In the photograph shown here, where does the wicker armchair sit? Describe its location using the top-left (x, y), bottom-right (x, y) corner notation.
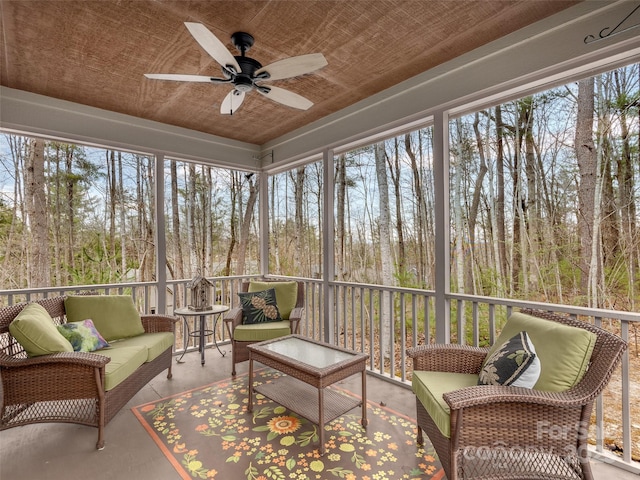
top-left (407, 308), bottom-right (627, 480)
top-left (224, 280), bottom-right (304, 376)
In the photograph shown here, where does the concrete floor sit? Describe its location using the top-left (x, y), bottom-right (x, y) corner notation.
top-left (0, 343), bottom-right (637, 480)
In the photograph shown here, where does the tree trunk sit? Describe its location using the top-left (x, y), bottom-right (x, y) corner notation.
top-left (495, 105), bottom-right (508, 293)
top-left (375, 142), bottom-right (393, 359)
top-left (224, 171), bottom-right (238, 276)
top-left (389, 138), bottom-right (405, 277)
top-left (336, 154), bottom-right (346, 280)
top-left (405, 132), bottom-right (427, 287)
top-left (575, 77), bottom-right (597, 297)
top-left (470, 112), bottom-right (489, 293)
top-left (453, 118), bottom-right (466, 294)
top-left (236, 173), bottom-right (258, 275)
top-left (25, 138), bottom-right (50, 287)
top-left (170, 159), bottom-right (184, 280)
top-left (294, 166), bottom-right (305, 270)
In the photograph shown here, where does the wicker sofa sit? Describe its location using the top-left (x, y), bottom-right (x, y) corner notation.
top-left (0, 295), bottom-right (178, 449)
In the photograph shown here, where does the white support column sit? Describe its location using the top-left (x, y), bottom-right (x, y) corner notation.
top-left (155, 153), bottom-right (167, 314)
top-left (259, 170), bottom-right (270, 276)
top-left (433, 111), bottom-right (451, 343)
top-left (322, 149), bottom-right (335, 343)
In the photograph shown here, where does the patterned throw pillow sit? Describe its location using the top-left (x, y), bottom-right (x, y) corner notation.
top-left (238, 288), bottom-right (282, 325)
top-left (57, 319), bottom-right (110, 352)
top-left (478, 331), bottom-right (541, 388)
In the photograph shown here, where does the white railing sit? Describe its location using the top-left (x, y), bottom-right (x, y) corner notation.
top-left (2, 278), bottom-right (638, 473)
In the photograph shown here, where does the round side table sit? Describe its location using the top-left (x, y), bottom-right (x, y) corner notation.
top-left (175, 305), bottom-right (229, 365)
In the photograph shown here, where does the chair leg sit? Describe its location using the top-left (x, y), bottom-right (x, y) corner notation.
top-left (231, 340), bottom-right (237, 376)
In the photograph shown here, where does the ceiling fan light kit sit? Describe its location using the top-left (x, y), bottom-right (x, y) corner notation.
top-left (144, 22), bottom-right (327, 115)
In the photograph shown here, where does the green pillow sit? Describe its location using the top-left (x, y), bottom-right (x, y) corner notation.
top-left (248, 281), bottom-right (298, 320)
top-left (9, 303), bottom-right (73, 357)
top-left (64, 295), bottom-right (145, 342)
top-left (487, 312), bottom-right (596, 392)
top-left (238, 288), bottom-right (283, 324)
top-left (57, 319), bottom-right (110, 352)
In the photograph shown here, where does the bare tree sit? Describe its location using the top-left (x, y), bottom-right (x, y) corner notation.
top-left (375, 142), bottom-right (393, 358)
top-left (575, 77), bottom-right (600, 306)
top-left (25, 138), bottom-right (50, 287)
top-left (236, 173), bottom-right (258, 275)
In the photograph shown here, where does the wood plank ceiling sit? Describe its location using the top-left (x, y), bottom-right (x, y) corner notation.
top-left (0, 1), bottom-right (579, 145)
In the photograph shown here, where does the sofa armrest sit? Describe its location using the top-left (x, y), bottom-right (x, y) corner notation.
top-left (288, 307), bottom-right (304, 334)
top-left (0, 351), bottom-right (109, 404)
top-left (444, 384), bottom-right (588, 410)
top-left (223, 307), bottom-right (243, 338)
top-left (140, 314), bottom-right (179, 334)
top-left (406, 344), bottom-right (489, 374)
top-left (0, 351), bottom-right (110, 369)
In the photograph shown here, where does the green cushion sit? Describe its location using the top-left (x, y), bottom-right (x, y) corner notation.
top-left (233, 321), bottom-right (291, 342)
top-left (487, 312), bottom-right (597, 392)
top-left (111, 332), bottom-right (174, 362)
top-left (412, 371), bottom-right (479, 438)
top-left (9, 303), bottom-right (73, 357)
top-left (248, 281), bottom-right (298, 320)
top-left (64, 295), bottom-right (145, 342)
top-left (98, 345), bottom-right (147, 391)
top-left (238, 288), bottom-right (282, 324)
top-left (57, 319), bottom-right (110, 352)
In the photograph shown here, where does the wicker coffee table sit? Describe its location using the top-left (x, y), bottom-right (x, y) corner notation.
top-left (247, 335), bottom-right (368, 454)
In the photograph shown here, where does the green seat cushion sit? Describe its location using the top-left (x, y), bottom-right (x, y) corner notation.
top-left (64, 295), bottom-right (145, 342)
top-left (248, 281), bottom-right (298, 320)
top-left (9, 303), bottom-right (73, 357)
top-left (412, 371), bottom-right (479, 438)
top-left (487, 312), bottom-right (597, 392)
top-left (111, 332), bottom-right (174, 362)
top-left (233, 321), bottom-right (291, 342)
top-left (98, 345), bottom-right (147, 391)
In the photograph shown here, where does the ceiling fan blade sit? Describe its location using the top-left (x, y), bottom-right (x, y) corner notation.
top-left (144, 73), bottom-right (219, 83)
top-left (258, 85), bottom-right (313, 110)
top-left (255, 53), bottom-right (327, 81)
top-left (221, 90), bottom-right (246, 115)
top-left (184, 22), bottom-right (240, 72)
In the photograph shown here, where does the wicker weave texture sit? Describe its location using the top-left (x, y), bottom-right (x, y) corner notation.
top-left (0, 295), bottom-right (178, 449)
top-left (247, 334), bottom-right (368, 454)
top-left (224, 280), bottom-right (305, 376)
top-left (408, 308), bottom-right (628, 480)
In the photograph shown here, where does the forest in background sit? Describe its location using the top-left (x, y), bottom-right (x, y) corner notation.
top-left (0, 64), bottom-right (638, 312)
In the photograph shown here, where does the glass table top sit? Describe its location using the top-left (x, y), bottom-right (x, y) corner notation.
top-left (260, 337), bottom-right (357, 369)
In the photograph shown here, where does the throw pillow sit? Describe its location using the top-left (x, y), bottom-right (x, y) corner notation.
top-left (238, 288), bottom-right (283, 325)
top-left (489, 312), bottom-right (596, 391)
top-left (478, 331), bottom-right (541, 388)
top-left (9, 303), bottom-right (74, 357)
top-left (64, 295), bottom-right (145, 342)
top-left (248, 281), bottom-right (298, 320)
top-left (57, 319), bottom-right (110, 352)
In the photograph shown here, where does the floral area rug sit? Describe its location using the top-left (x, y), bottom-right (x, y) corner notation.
top-left (132, 369), bottom-right (443, 480)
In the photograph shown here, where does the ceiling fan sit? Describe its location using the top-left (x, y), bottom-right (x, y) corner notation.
top-left (144, 22), bottom-right (327, 115)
